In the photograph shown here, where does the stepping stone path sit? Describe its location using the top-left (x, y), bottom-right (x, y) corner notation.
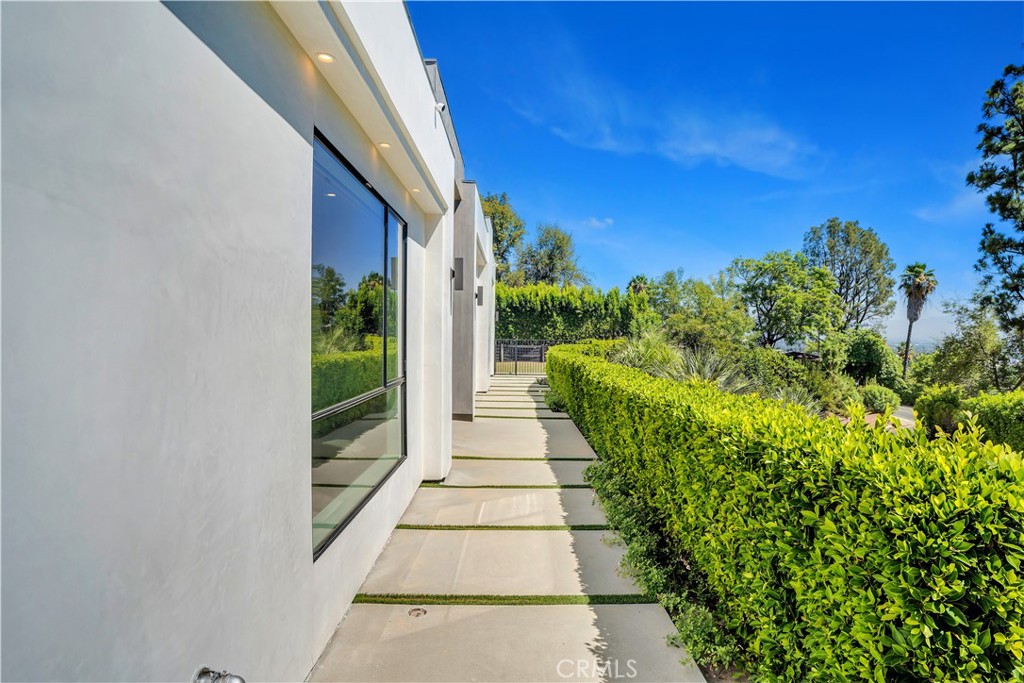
top-left (309, 375), bottom-right (705, 682)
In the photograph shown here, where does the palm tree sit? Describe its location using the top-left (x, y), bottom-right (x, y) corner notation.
top-left (899, 263), bottom-right (938, 378)
top-left (628, 275), bottom-right (650, 296)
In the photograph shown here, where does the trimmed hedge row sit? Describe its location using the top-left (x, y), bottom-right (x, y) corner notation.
top-left (548, 343), bottom-right (1024, 682)
top-left (917, 385), bottom-right (1024, 453)
top-left (496, 282), bottom-right (657, 340)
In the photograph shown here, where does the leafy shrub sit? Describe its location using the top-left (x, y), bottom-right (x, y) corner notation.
top-left (730, 346), bottom-right (809, 393)
top-left (819, 333), bottom-right (849, 375)
top-left (544, 390), bottom-right (567, 412)
top-left (803, 365), bottom-right (862, 416)
top-left (915, 384), bottom-right (965, 437)
top-left (962, 392), bottom-right (1024, 453)
top-left (668, 603), bottom-right (742, 672)
top-left (845, 329), bottom-right (900, 383)
top-left (861, 384), bottom-right (900, 413)
top-left (548, 344), bottom-right (1024, 682)
top-left (916, 386), bottom-right (1024, 452)
top-left (898, 379), bottom-right (925, 406)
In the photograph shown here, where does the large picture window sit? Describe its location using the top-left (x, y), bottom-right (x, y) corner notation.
top-left (311, 132), bottom-right (406, 558)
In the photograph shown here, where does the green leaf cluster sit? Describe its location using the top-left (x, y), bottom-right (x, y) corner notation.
top-left (861, 385), bottom-right (901, 414)
top-left (495, 282), bottom-right (657, 340)
top-left (481, 192), bottom-right (526, 283)
top-left (971, 65), bottom-right (1024, 334)
top-left (917, 385), bottom-right (1024, 453)
top-left (730, 251), bottom-right (845, 348)
top-left (548, 344), bottom-right (1024, 682)
top-left (803, 217), bottom-right (896, 330)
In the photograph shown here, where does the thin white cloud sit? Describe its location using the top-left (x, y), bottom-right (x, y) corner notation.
top-left (913, 187), bottom-right (986, 223)
top-left (913, 159), bottom-right (988, 223)
top-left (506, 36), bottom-right (819, 180)
top-left (581, 217), bottom-right (614, 229)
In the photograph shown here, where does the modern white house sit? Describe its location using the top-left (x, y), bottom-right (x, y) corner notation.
top-left (2, 1), bottom-right (495, 680)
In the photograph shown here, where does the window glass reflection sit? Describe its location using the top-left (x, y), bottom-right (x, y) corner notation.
top-left (310, 135), bottom-right (407, 556)
top-left (386, 211), bottom-right (404, 382)
top-left (311, 140), bottom-right (385, 409)
top-left (312, 388), bottom-right (403, 550)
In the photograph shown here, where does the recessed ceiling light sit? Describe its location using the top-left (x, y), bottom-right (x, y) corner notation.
top-left (410, 188), bottom-right (421, 194)
top-left (325, 193), bottom-right (336, 197)
top-left (378, 142), bottom-right (391, 150)
top-left (315, 53), bottom-right (335, 64)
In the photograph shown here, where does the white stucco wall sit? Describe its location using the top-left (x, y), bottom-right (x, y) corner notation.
top-left (1, 1), bottom-right (456, 680)
top-left (476, 214), bottom-right (496, 392)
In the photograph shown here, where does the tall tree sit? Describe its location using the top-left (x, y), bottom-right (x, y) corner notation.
top-left (899, 262), bottom-right (938, 378)
top-left (649, 268), bottom-right (686, 319)
top-left (923, 299), bottom-right (1024, 394)
top-left (312, 263), bottom-right (346, 331)
top-left (517, 224), bottom-right (589, 287)
top-left (481, 192), bottom-right (526, 283)
top-left (971, 65), bottom-right (1024, 333)
top-left (730, 251), bottom-right (843, 348)
top-left (803, 217), bottom-right (895, 329)
top-left (663, 273), bottom-right (754, 351)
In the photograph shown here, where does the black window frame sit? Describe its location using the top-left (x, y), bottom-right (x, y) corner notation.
top-left (311, 128), bottom-right (408, 561)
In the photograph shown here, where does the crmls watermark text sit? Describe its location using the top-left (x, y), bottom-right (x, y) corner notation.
top-left (556, 659), bottom-right (638, 679)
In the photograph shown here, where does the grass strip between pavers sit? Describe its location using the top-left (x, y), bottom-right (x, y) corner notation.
top-left (420, 483), bottom-right (592, 489)
top-left (395, 523), bottom-right (610, 531)
top-left (473, 405), bottom-right (551, 409)
top-left (353, 593), bottom-right (655, 606)
top-left (452, 455), bottom-right (594, 461)
top-left (476, 415), bottom-right (571, 420)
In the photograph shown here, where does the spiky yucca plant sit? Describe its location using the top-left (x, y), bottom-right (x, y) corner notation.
top-left (608, 330), bottom-right (681, 379)
top-left (668, 346), bottom-right (758, 395)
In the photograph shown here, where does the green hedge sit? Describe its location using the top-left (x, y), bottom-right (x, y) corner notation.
top-left (917, 385), bottom-right (1024, 452)
top-left (312, 350), bottom-right (381, 414)
top-left (496, 282), bottom-right (657, 340)
top-left (548, 344), bottom-right (1024, 682)
top-left (962, 392), bottom-right (1024, 453)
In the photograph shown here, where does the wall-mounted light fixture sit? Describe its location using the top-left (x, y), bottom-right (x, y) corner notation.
top-left (378, 142), bottom-right (391, 150)
top-left (453, 258), bottom-right (464, 291)
top-left (315, 53), bottom-right (335, 63)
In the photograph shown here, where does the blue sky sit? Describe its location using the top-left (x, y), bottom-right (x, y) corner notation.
top-left (408, 1), bottom-right (1023, 343)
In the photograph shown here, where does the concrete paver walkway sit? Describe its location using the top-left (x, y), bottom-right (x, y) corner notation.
top-left (309, 375), bottom-right (705, 683)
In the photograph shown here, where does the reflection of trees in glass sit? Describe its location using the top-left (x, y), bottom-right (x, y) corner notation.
top-left (313, 263), bottom-right (360, 354)
top-left (350, 272), bottom-right (384, 336)
top-left (312, 266), bottom-right (388, 355)
top-left (312, 263), bottom-right (346, 330)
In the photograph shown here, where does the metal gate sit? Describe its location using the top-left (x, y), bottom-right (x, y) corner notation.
top-left (494, 339), bottom-right (559, 375)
